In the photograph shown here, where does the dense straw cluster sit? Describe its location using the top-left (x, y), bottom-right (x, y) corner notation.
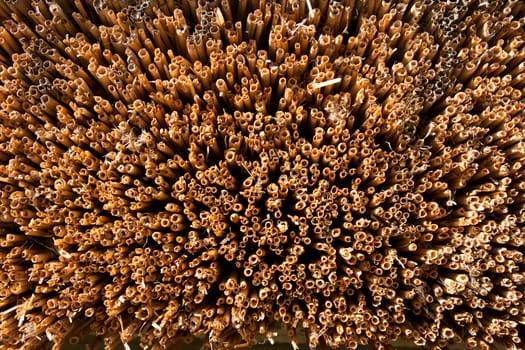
top-left (1, 0), bottom-right (525, 349)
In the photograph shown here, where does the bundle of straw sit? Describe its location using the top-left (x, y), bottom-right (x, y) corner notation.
top-left (1, 0), bottom-right (524, 349)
